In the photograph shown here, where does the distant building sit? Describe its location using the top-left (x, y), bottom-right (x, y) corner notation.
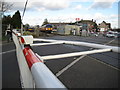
top-left (111, 28), bottom-right (120, 32)
top-left (76, 19), bottom-right (97, 32)
top-left (57, 25), bottom-right (80, 35)
top-left (98, 21), bottom-right (111, 33)
top-left (49, 20), bottom-right (97, 36)
top-left (50, 22), bottom-right (70, 29)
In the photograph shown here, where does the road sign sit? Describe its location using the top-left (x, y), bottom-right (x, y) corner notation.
top-left (75, 18), bottom-right (80, 21)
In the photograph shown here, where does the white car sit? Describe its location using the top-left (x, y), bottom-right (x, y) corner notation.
top-left (106, 31), bottom-right (117, 38)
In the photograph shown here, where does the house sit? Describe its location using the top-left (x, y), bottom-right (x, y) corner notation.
top-left (57, 25), bottom-right (80, 35)
top-left (98, 21), bottom-right (111, 33)
top-left (76, 19), bottom-right (97, 33)
top-left (50, 22), bottom-right (70, 29)
top-left (49, 22), bottom-right (71, 35)
top-left (49, 20), bottom-right (98, 36)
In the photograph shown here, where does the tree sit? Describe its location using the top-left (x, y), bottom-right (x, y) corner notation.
top-left (24, 23), bottom-right (30, 30)
top-left (1, 0), bottom-right (13, 38)
top-left (2, 15), bottom-right (12, 36)
top-left (12, 10), bottom-right (22, 29)
top-left (42, 18), bottom-right (49, 26)
top-left (93, 23), bottom-right (98, 32)
top-left (0, 0), bottom-right (13, 15)
top-left (2, 15), bottom-right (11, 24)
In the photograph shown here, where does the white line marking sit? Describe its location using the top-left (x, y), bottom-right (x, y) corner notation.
top-left (56, 55), bottom-right (86, 77)
top-left (104, 39), bottom-right (115, 45)
top-left (0, 42), bottom-right (13, 46)
top-left (0, 49), bottom-right (15, 54)
top-left (55, 39), bottom-right (116, 77)
top-left (87, 55), bottom-right (120, 71)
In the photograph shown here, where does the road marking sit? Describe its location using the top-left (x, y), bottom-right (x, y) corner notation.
top-left (87, 55), bottom-right (120, 71)
top-left (88, 39), bottom-right (120, 71)
top-left (0, 49), bottom-right (15, 54)
top-left (56, 55), bottom-right (86, 77)
top-left (104, 39), bottom-right (115, 45)
top-left (55, 39), bottom-right (117, 77)
top-left (0, 42), bottom-right (13, 46)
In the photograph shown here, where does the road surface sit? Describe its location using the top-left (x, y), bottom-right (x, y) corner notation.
top-left (32, 35), bottom-right (120, 88)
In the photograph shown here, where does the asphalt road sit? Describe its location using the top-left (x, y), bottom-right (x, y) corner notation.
top-left (32, 35), bottom-right (120, 88)
top-left (1, 35), bottom-right (120, 88)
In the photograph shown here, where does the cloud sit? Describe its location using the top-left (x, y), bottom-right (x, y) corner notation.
top-left (89, 0), bottom-right (117, 9)
top-left (32, 0), bottom-right (69, 11)
top-left (4, 0), bottom-right (70, 11)
top-left (6, 1), bottom-right (35, 13)
top-left (22, 12), bottom-right (118, 28)
top-left (4, 0), bottom-right (118, 28)
top-left (6, 0), bottom-right (117, 12)
top-left (73, 5), bottom-right (82, 10)
top-left (90, 2), bottom-right (113, 9)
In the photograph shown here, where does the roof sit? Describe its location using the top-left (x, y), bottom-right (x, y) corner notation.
top-left (102, 21), bottom-right (110, 25)
top-left (76, 19), bottom-right (96, 24)
top-left (50, 22), bottom-right (70, 25)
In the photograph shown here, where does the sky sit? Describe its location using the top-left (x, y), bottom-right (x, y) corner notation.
top-left (4, 0), bottom-right (120, 28)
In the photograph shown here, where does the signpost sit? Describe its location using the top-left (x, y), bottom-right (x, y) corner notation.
top-left (75, 18), bottom-right (80, 25)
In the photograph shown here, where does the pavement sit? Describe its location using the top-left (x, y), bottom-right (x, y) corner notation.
top-left (1, 41), bottom-right (21, 89)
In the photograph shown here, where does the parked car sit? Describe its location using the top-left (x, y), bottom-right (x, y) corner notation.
top-left (106, 31), bottom-right (118, 38)
top-left (114, 33), bottom-right (120, 38)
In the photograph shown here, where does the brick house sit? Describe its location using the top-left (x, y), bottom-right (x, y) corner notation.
top-left (98, 21), bottom-right (111, 33)
top-left (76, 19), bottom-right (97, 32)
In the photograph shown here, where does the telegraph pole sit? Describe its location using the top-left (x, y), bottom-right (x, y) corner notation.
top-left (21, 0), bottom-right (28, 35)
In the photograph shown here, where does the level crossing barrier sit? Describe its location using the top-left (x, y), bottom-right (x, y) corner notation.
top-left (12, 29), bottom-right (120, 88)
top-left (12, 30), bottom-right (67, 89)
top-left (31, 38), bottom-right (119, 61)
top-left (33, 38), bottom-right (120, 53)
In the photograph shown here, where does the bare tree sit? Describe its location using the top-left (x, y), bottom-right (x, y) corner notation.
top-left (0, 0), bottom-right (13, 13)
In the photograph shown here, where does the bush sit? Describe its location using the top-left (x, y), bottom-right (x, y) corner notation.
top-left (23, 31), bottom-right (32, 35)
top-left (1, 36), bottom-right (7, 41)
top-left (23, 31), bottom-right (38, 38)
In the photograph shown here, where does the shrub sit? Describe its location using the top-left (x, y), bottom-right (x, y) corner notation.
top-left (23, 31), bottom-right (39, 38)
top-left (23, 31), bottom-right (32, 35)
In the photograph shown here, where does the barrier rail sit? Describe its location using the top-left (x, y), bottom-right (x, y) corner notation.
top-left (12, 30), bottom-right (67, 88)
top-left (12, 29), bottom-right (119, 88)
top-left (33, 38), bottom-right (120, 53)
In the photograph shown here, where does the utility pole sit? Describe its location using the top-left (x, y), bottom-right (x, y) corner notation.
top-left (21, 23), bottom-right (23, 35)
top-left (21, 0), bottom-right (28, 35)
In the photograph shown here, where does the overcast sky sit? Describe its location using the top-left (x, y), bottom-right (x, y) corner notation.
top-left (4, 0), bottom-right (120, 28)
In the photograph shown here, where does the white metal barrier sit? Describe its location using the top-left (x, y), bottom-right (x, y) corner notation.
top-left (33, 38), bottom-right (120, 53)
top-left (12, 30), bottom-right (67, 89)
top-left (12, 32), bottom-right (35, 88)
top-left (12, 29), bottom-right (119, 89)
